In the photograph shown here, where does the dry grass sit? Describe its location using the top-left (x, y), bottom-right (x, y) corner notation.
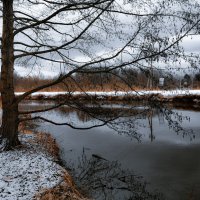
top-left (35, 171), bottom-right (88, 200)
top-left (19, 125), bottom-right (88, 200)
top-left (19, 121), bottom-right (60, 159)
top-left (33, 132), bottom-right (60, 159)
top-left (31, 133), bottom-right (88, 200)
top-left (19, 124), bottom-right (33, 135)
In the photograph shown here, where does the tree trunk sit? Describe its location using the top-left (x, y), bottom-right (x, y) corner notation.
top-left (0, 0), bottom-right (20, 150)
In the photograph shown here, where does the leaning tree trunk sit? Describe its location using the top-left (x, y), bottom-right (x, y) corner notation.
top-left (0, 0), bottom-right (20, 150)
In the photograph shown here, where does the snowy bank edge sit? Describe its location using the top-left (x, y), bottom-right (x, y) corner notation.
top-left (0, 134), bottom-right (84, 200)
top-left (14, 90), bottom-right (200, 98)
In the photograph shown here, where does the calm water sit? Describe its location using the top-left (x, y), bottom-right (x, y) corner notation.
top-left (21, 101), bottom-right (200, 200)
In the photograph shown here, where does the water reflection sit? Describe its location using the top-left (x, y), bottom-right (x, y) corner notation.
top-left (20, 101), bottom-right (195, 142)
top-left (20, 101), bottom-right (200, 199)
top-left (68, 149), bottom-right (164, 200)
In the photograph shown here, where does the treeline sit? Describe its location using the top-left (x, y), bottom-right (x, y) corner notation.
top-left (13, 68), bottom-right (200, 92)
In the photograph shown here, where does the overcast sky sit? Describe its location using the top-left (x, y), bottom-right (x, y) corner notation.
top-left (1, 0), bottom-right (200, 78)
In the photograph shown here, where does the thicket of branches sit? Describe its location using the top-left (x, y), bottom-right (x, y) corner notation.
top-left (1, 0), bottom-right (200, 149)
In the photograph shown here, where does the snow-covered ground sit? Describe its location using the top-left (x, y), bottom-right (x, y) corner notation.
top-left (15, 89), bottom-right (200, 98)
top-left (0, 134), bottom-right (66, 200)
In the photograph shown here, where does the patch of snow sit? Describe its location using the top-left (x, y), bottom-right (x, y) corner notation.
top-left (0, 134), bottom-right (65, 200)
top-left (14, 89), bottom-right (200, 98)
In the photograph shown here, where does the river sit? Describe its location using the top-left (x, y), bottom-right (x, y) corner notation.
top-left (20, 101), bottom-right (200, 200)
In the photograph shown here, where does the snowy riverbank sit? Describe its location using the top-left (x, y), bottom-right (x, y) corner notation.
top-left (14, 89), bottom-right (200, 102)
top-left (0, 134), bottom-right (85, 200)
top-left (15, 89), bottom-right (200, 97)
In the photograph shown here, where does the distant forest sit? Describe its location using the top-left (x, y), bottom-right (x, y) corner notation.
top-left (14, 68), bottom-right (200, 92)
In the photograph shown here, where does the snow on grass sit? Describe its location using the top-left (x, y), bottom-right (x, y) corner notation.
top-left (15, 89), bottom-right (200, 98)
top-left (0, 134), bottom-right (65, 200)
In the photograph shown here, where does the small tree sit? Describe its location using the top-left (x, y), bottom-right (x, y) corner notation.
top-left (0, 0), bottom-right (199, 150)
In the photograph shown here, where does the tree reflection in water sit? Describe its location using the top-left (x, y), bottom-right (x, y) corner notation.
top-left (21, 101), bottom-right (196, 142)
top-left (160, 107), bottom-right (195, 140)
top-left (68, 149), bottom-right (165, 200)
top-left (20, 101), bottom-right (198, 199)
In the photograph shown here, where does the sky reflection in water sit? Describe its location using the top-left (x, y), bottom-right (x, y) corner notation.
top-left (21, 101), bottom-right (200, 200)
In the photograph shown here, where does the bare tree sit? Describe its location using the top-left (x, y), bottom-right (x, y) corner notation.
top-left (0, 0), bottom-right (199, 150)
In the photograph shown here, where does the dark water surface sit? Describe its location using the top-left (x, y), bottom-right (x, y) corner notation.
top-left (21, 101), bottom-right (200, 200)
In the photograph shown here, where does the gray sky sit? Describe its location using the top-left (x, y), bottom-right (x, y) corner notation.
top-left (1, 0), bottom-right (200, 78)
